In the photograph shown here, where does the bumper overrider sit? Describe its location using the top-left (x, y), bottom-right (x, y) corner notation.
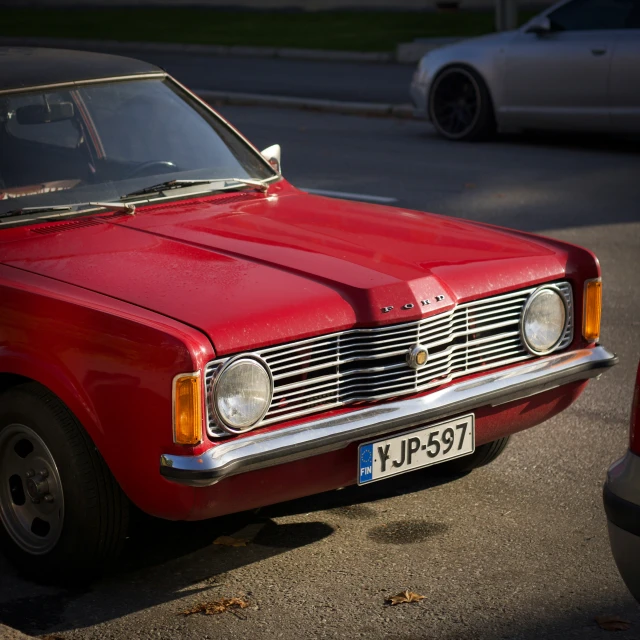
top-left (161, 346), bottom-right (616, 487)
top-left (604, 450), bottom-right (640, 602)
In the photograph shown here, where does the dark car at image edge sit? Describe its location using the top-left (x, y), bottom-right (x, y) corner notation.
top-left (604, 361), bottom-right (640, 603)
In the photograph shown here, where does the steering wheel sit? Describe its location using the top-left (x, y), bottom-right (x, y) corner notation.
top-left (127, 160), bottom-right (178, 179)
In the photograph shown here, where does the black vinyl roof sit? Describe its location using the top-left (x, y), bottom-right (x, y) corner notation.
top-left (0, 47), bottom-right (163, 93)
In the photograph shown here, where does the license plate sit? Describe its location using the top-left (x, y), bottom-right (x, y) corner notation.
top-left (357, 414), bottom-right (475, 485)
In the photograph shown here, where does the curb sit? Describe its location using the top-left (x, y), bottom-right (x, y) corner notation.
top-left (0, 36), bottom-right (395, 63)
top-left (196, 89), bottom-right (423, 119)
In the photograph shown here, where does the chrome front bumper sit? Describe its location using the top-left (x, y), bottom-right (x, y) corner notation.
top-left (161, 346), bottom-right (616, 487)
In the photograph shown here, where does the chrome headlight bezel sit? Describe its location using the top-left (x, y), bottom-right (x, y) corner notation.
top-left (210, 355), bottom-right (274, 434)
top-left (520, 285), bottom-right (570, 356)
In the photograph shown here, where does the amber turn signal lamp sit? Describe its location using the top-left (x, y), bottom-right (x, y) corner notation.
top-left (173, 373), bottom-right (202, 445)
top-left (583, 278), bottom-right (602, 343)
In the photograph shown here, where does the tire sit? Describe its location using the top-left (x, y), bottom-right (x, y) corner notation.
top-left (0, 382), bottom-right (129, 584)
top-left (433, 436), bottom-right (510, 475)
top-left (429, 66), bottom-right (496, 142)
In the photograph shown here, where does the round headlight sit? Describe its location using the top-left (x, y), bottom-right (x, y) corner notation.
top-left (521, 286), bottom-right (568, 355)
top-left (213, 357), bottom-right (273, 433)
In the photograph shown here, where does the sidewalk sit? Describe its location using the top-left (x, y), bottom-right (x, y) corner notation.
top-left (0, 35), bottom-right (456, 64)
top-left (0, 36), bottom-right (427, 117)
top-left (0, 37), bottom-right (419, 108)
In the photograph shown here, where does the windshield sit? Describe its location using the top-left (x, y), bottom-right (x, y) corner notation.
top-left (0, 78), bottom-right (277, 216)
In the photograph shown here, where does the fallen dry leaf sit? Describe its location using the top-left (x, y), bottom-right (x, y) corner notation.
top-left (180, 597), bottom-right (250, 616)
top-left (595, 615), bottom-right (632, 631)
top-left (386, 590), bottom-right (426, 606)
top-left (213, 535), bottom-right (249, 547)
top-left (213, 523), bottom-right (265, 547)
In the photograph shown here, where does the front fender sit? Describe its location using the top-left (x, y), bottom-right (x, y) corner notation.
top-left (0, 345), bottom-right (101, 445)
top-left (0, 265), bottom-right (215, 517)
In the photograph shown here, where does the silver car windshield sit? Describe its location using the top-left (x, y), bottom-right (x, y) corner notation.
top-left (0, 78), bottom-right (277, 216)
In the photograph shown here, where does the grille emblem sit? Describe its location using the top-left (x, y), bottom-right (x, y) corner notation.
top-left (406, 344), bottom-right (429, 370)
top-left (383, 294), bottom-right (446, 313)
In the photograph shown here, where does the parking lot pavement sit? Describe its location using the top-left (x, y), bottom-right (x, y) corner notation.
top-left (218, 105), bottom-right (640, 233)
top-left (1, 107), bottom-right (639, 640)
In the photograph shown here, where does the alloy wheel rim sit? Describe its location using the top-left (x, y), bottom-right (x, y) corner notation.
top-left (431, 70), bottom-right (481, 139)
top-left (0, 424), bottom-right (64, 555)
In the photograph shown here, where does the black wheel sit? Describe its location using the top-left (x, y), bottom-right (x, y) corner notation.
top-left (433, 436), bottom-right (510, 475)
top-left (0, 383), bottom-right (129, 584)
top-left (429, 66), bottom-right (496, 141)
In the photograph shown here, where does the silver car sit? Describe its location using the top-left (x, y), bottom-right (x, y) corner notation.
top-left (410, 0), bottom-right (640, 141)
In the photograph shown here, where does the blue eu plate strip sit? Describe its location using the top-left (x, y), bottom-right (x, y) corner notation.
top-left (358, 443), bottom-right (374, 484)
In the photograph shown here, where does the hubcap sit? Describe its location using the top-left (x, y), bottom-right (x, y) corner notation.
top-left (0, 424), bottom-right (64, 554)
top-left (432, 70), bottom-right (480, 138)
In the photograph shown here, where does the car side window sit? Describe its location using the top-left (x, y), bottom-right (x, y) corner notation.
top-left (548, 0), bottom-right (638, 30)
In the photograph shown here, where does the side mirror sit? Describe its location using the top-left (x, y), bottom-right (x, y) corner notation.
top-left (261, 144), bottom-right (282, 174)
top-left (525, 16), bottom-right (552, 35)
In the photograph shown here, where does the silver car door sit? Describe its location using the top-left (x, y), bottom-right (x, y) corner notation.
top-left (500, 0), bottom-right (630, 132)
top-left (609, 6), bottom-right (640, 133)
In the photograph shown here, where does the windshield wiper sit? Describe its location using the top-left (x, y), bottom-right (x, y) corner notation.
top-left (121, 177), bottom-right (269, 200)
top-left (121, 179), bottom-right (220, 199)
top-left (0, 201), bottom-right (135, 221)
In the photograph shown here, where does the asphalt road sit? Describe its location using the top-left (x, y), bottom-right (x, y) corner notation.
top-left (1, 108), bottom-right (639, 640)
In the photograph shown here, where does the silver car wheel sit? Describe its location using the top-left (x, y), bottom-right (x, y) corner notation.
top-left (0, 423), bottom-right (65, 555)
top-left (430, 68), bottom-right (482, 140)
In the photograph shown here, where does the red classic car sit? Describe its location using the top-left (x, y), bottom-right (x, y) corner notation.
top-left (0, 47), bottom-right (617, 582)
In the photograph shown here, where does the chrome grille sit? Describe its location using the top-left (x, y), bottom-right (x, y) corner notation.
top-left (205, 282), bottom-right (573, 437)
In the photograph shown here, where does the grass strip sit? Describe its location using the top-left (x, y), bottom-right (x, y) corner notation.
top-left (1, 8), bottom-right (536, 52)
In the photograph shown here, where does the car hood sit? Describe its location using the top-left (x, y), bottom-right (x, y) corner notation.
top-left (0, 185), bottom-right (572, 355)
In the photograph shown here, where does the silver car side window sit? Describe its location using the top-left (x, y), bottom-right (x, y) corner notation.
top-left (548, 0), bottom-right (638, 30)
